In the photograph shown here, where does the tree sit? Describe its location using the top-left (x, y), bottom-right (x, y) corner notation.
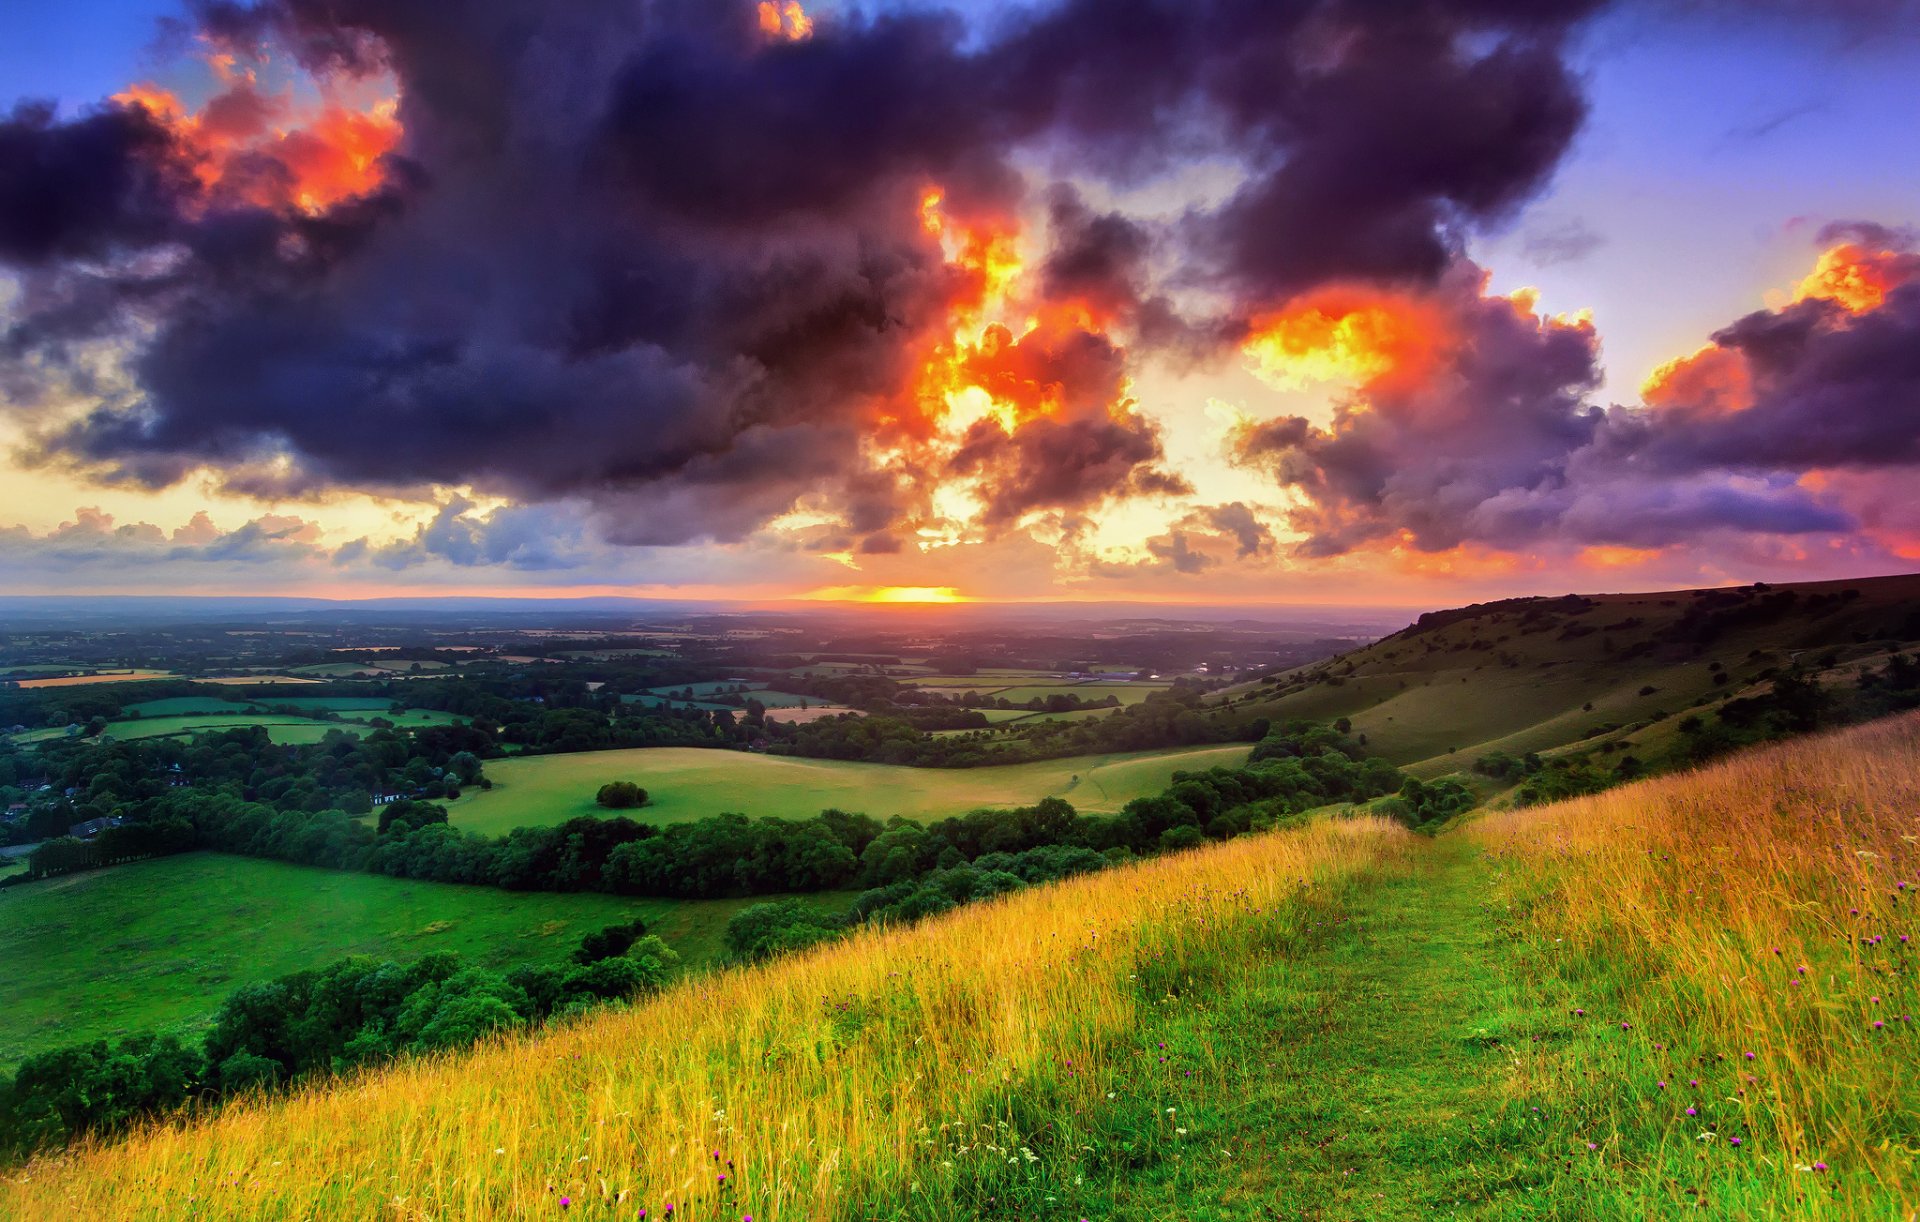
top-left (447, 751), bottom-right (484, 786)
top-left (573, 918), bottom-right (649, 965)
top-left (595, 781), bottom-right (649, 809)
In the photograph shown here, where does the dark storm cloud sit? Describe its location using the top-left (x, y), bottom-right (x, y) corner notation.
top-left (0, 102), bottom-right (188, 265)
top-left (2, 0), bottom-right (1606, 544)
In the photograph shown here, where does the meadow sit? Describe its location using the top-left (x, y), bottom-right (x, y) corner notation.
top-left (444, 743), bottom-right (1254, 833)
top-left (0, 852), bottom-right (852, 1071)
top-left (1463, 713), bottom-right (1920, 1215)
top-left (0, 812), bottom-right (1414, 1219)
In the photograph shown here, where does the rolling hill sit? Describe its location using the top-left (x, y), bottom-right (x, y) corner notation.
top-left (1218, 571), bottom-right (1920, 775)
top-left (7, 713), bottom-right (1917, 1217)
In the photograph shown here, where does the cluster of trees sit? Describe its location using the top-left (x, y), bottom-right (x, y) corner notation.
top-left (0, 924), bottom-right (678, 1156)
top-left (595, 781), bottom-right (649, 809)
top-left (772, 686), bottom-right (1266, 768)
top-left (721, 728), bottom-right (1416, 961)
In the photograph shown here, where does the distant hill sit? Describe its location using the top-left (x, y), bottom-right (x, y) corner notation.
top-left (1217, 572), bottom-right (1920, 776)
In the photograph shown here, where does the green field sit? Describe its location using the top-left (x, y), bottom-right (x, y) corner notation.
top-left (0, 852), bottom-right (851, 1070)
top-left (445, 743), bottom-right (1254, 834)
top-left (103, 714), bottom-right (346, 742)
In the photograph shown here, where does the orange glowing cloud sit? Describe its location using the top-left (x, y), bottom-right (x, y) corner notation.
top-left (1643, 237), bottom-right (1918, 417)
top-left (113, 50), bottom-right (400, 215)
top-left (1791, 241), bottom-right (1916, 314)
top-left (758, 1), bottom-right (814, 41)
top-left (1640, 342), bottom-right (1755, 416)
top-left (1241, 289), bottom-right (1450, 396)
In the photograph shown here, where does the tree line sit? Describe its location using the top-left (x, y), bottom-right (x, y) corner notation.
top-left (0, 921), bottom-right (678, 1157)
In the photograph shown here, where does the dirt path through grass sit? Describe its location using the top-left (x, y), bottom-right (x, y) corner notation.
top-left (1099, 838), bottom-right (1554, 1220)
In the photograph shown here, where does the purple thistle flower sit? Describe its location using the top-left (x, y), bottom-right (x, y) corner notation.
top-left (560, 1199), bottom-right (571, 1211)
top-left (1814, 1162), bottom-right (1828, 1172)
top-left (1730, 1137), bottom-right (1743, 1147)
top-left (1686, 1107), bottom-right (1698, 1116)
top-left (1745, 1051), bottom-right (1756, 1060)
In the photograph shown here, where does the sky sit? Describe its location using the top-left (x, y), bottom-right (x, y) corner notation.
top-left (1, 0), bottom-right (1917, 606)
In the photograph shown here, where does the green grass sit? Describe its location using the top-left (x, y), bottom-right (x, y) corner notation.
top-left (1227, 571), bottom-right (1920, 775)
top-left (1033, 839), bottom-right (1553, 1218)
top-left (445, 743), bottom-right (1255, 834)
top-left (101, 714), bottom-right (340, 741)
top-left (265, 697), bottom-right (402, 712)
top-left (0, 852), bottom-right (853, 1071)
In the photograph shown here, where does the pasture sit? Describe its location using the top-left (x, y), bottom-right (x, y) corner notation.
top-left (445, 743), bottom-right (1255, 834)
top-left (0, 853), bottom-right (850, 1070)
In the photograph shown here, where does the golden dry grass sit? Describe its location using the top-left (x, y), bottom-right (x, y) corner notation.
top-left (1469, 712), bottom-right (1920, 1213)
top-left (1, 817), bottom-right (1413, 1219)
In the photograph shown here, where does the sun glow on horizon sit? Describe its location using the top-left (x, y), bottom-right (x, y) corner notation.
top-left (804, 585), bottom-right (969, 604)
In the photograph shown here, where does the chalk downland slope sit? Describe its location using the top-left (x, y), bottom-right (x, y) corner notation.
top-left (1221, 571), bottom-right (1920, 773)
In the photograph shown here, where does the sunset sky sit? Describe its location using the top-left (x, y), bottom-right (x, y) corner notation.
top-left (2, 0), bottom-right (1917, 605)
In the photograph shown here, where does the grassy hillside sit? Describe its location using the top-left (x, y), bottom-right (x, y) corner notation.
top-left (9, 715), bottom-right (1918, 1217)
top-left (0, 811), bottom-right (1412, 1219)
top-left (1222, 572), bottom-right (1920, 774)
top-left (0, 853), bottom-right (852, 1071)
top-left (446, 743), bottom-right (1254, 833)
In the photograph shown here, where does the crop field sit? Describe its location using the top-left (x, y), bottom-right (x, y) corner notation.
top-left (445, 743), bottom-right (1255, 834)
top-left (0, 853), bottom-right (854, 1072)
top-left (14, 670), bottom-right (175, 688)
top-left (192, 675), bottom-right (324, 686)
top-left (758, 705), bottom-right (859, 724)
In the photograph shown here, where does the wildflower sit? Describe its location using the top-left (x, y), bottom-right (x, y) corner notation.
top-left (1586, 1142), bottom-right (1598, 1150)
top-left (560, 1199), bottom-right (571, 1210)
top-left (1814, 1162), bottom-right (1829, 1172)
top-left (1744, 1052), bottom-right (1755, 1060)
top-left (1686, 1108), bottom-right (1698, 1116)
top-left (1730, 1137), bottom-right (1743, 1147)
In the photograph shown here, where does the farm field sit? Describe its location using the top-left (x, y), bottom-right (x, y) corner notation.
top-left (445, 743), bottom-right (1255, 834)
top-left (102, 714), bottom-right (349, 742)
top-left (89, 703), bottom-right (463, 744)
top-left (758, 705), bottom-right (858, 724)
top-left (15, 670), bottom-right (175, 688)
top-left (0, 852), bottom-right (854, 1071)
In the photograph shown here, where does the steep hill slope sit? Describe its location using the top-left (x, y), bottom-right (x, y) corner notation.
top-left (1218, 571), bottom-right (1920, 774)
